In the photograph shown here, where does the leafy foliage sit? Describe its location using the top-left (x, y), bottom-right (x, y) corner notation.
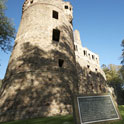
top-left (0, 0), bottom-right (15, 52)
top-left (102, 64), bottom-right (124, 104)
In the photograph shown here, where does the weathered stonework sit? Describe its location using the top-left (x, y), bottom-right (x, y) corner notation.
top-left (0, 0), bottom-right (113, 123)
top-left (74, 30), bottom-right (114, 96)
top-left (0, 0), bottom-right (77, 122)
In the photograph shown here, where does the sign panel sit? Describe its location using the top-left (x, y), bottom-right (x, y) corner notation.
top-left (77, 95), bottom-right (120, 124)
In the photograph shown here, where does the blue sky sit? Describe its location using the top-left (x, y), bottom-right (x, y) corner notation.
top-left (0, 0), bottom-right (124, 79)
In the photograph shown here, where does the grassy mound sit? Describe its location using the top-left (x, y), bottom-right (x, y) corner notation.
top-left (1, 105), bottom-right (124, 124)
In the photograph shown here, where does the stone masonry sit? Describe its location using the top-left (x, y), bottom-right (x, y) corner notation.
top-left (0, 0), bottom-right (113, 122)
top-left (74, 30), bottom-right (111, 95)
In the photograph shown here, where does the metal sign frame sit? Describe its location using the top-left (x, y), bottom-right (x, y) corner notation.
top-left (74, 94), bottom-right (121, 124)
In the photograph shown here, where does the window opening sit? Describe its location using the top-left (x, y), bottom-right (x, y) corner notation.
top-left (91, 83), bottom-right (93, 89)
top-left (65, 5), bottom-right (68, 9)
top-left (58, 59), bottom-right (64, 67)
top-left (87, 65), bottom-right (90, 68)
top-left (95, 68), bottom-right (98, 72)
top-left (53, 10), bottom-right (58, 19)
top-left (52, 29), bottom-right (60, 42)
top-left (74, 45), bottom-right (78, 51)
top-left (70, 20), bottom-right (72, 25)
top-left (92, 55), bottom-right (94, 60)
top-left (99, 85), bottom-right (102, 91)
top-left (84, 50), bottom-right (87, 56)
top-left (89, 71), bottom-right (91, 75)
top-left (88, 54), bottom-right (90, 58)
top-left (30, 0), bottom-right (33, 4)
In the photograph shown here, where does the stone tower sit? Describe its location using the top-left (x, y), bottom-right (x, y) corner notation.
top-left (0, 0), bottom-right (77, 122)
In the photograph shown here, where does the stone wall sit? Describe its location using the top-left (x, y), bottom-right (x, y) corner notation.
top-left (74, 30), bottom-right (112, 95)
top-left (0, 0), bottom-right (77, 122)
top-left (0, 0), bottom-right (115, 123)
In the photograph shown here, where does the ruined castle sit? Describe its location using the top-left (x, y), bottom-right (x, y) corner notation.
top-left (0, 0), bottom-right (111, 122)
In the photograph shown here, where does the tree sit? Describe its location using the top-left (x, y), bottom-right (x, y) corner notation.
top-left (102, 64), bottom-right (124, 104)
top-left (0, 0), bottom-right (15, 52)
top-left (0, 79), bottom-right (2, 88)
top-left (121, 40), bottom-right (124, 65)
top-left (120, 40), bottom-right (124, 79)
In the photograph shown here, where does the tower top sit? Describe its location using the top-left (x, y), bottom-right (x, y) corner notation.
top-left (74, 30), bottom-right (82, 45)
top-left (22, 0), bottom-right (73, 23)
top-left (22, 0), bottom-right (72, 13)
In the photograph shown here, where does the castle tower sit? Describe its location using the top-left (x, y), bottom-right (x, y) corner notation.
top-left (0, 0), bottom-right (78, 122)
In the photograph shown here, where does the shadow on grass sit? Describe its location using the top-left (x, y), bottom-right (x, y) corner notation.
top-left (0, 115), bottom-right (74, 124)
top-left (1, 105), bottom-right (124, 124)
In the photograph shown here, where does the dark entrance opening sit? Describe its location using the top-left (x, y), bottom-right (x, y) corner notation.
top-left (58, 59), bottom-right (64, 67)
top-left (53, 10), bottom-right (58, 19)
top-left (52, 29), bottom-right (60, 42)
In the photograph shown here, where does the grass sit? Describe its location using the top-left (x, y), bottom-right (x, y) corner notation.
top-left (1, 105), bottom-right (124, 124)
top-left (0, 115), bottom-right (74, 124)
top-left (109, 105), bottom-right (124, 124)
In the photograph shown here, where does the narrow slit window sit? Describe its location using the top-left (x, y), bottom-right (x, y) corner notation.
top-left (84, 50), bottom-right (86, 56)
top-left (58, 59), bottom-right (64, 67)
top-left (65, 5), bottom-right (68, 9)
top-left (52, 29), bottom-right (60, 42)
top-left (53, 10), bottom-right (58, 19)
